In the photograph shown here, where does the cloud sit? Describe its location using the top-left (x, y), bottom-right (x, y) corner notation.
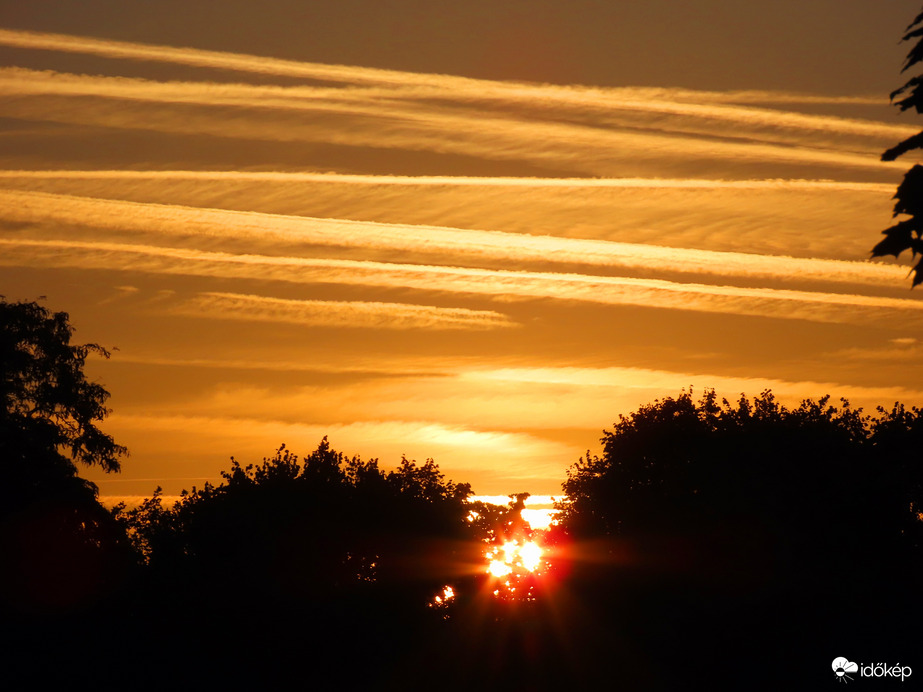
top-left (168, 291), bottom-right (515, 330)
top-left (0, 168), bottom-right (894, 191)
top-left (104, 413), bottom-right (573, 488)
top-left (94, 363), bottom-right (923, 493)
top-left (0, 30), bottom-right (886, 109)
top-left (0, 62), bottom-right (905, 178)
top-left (0, 65), bottom-right (907, 143)
top-left (0, 30), bottom-right (902, 141)
top-left (0, 171), bottom-right (893, 262)
top-left (0, 188), bottom-right (907, 289)
top-left (459, 366), bottom-right (923, 406)
top-left (104, 353), bottom-right (450, 376)
top-left (2, 236), bottom-right (922, 329)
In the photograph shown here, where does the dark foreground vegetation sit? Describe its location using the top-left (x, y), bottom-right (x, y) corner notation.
top-left (2, 298), bottom-right (922, 690)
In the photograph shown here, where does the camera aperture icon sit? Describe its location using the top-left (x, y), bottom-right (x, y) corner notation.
top-left (833, 657), bottom-right (859, 683)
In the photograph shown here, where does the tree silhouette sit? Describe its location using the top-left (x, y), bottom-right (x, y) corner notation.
top-left (121, 440), bottom-right (477, 602)
top-left (1, 297), bottom-right (132, 602)
top-left (1, 298), bottom-right (126, 486)
top-left (555, 389), bottom-right (923, 689)
top-left (559, 390), bottom-right (922, 567)
top-left (875, 7), bottom-right (923, 286)
top-left (114, 440), bottom-right (485, 685)
top-left (1, 299), bottom-right (133, 688)
top-left (1, 298), bottom-right (129, 591)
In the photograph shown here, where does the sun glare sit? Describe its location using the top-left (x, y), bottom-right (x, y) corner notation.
top-left (430, 584), bottom-right (457, 612)
top-left (488, 559), bottom-right (513, 577)
top-left (519, 541), bottom-right (543, 571)
top-left (484, 537), bottom-right (545, 599)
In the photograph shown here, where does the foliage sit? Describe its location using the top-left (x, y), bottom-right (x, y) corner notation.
top-left (0, 298), bottom-right (126, 486)
top-left (0, 298), bottom-right (132, 619)
top-left (557, 388), bottom-right (923, 598)
top-left (108, 439), bottom-right (489, 685)
top-left (118, 438), bottom-right (479, 613)
top-left (466, 491), bottom-right (532, 544)
top-left (560, 389), bottom-right (920, 536)
top-left (551, 389), bottom-right (923, 688)
top-left (875, 8), bottom-right (923, 286)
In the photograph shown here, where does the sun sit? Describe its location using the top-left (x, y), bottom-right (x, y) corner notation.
top-left (484, 538), bottom-right (545, 598)
top-left (518, 540), bottom-right (543, 571)
top-left (486, 539), bottom-right (543, 575)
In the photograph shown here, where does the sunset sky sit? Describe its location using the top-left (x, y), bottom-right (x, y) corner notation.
top-left (2, 1), bottom-right (923, 502)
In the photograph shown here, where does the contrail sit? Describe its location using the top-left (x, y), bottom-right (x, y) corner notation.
top-left (0, 188), bottom-right (906, 288)
top-left (0, 168), bottom-right (895, 191)
top-left (1, 237), bottom-right (921, 327)
top-left (0, 31), bottom-right (907, 141)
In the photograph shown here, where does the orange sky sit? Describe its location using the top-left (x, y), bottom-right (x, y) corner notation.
top-left (2, 1), bottom-right (922, 500)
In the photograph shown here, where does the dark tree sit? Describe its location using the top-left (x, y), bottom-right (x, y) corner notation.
top-left (875, 7), bottom-right (923, 286)
top-left (1, 298), bottom-right (126, 488)
top-left (554, 390), bottom-right (923, 689)
top-left (114, 439), bottom-right (485, 685)
top-left (121, 440), bottom-right (477, 603)
top-left (1, 299), bottom-right (132, 688)
top-left (559, 390), bottom-right (922, 565)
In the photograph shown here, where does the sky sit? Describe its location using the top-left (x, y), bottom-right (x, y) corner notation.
top-left (2, 1), bottom-right (923, 502)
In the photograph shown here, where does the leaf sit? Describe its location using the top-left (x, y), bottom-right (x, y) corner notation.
top-left (905, 10), bottom-right (923, 33)
top-left (903, 25), bottom-right (923, 42)
top-left (912, 255), bottom-right (923, 287)
top-left (891, 165), bottom-right (923, 217)
top-left (890, 76), bottom-right (923, 113)
top-left (901, 22), bottom-right (923, 72)
top-left (871, 221), bottom-right (917, 258)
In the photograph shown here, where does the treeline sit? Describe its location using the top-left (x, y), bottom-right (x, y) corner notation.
top-left (555, 390), bottom-right (923, 689)
top-left (3, 438), bottom-right (522, 688)
top-left (3, 299), bottom-right (923, 689)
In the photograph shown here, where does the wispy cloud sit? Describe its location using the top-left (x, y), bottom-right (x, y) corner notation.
top-left (0, 171), bottom-right (893, 261)
top-left (2, 237), bottom-right (921, 328)
top-left (0, 65), bottom-right (907, 142)
top-left (0, 188), bottom-right (906, 289)
top-left (461, 365), bottom-right (923, 403)
top-left (0, 31), bottom-right (878, 103)
top-left (0, 62), bottom-right (904, 178)
top-left (168, 291), bottom-right (515, 330)
top-left (103, 412), bottom-right (572, 487)
top-left (103, 364), bottom-right (923, 467)
top-left (0, 30), bottom-right (898, 136)
top-left (0, 169), bottom-right (895, 191)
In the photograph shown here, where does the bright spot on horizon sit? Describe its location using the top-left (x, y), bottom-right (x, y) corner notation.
top-left (488, 559), bottom-right (513, 577)
top-left (485, 539), bottom-right (544, 578)
top-left (430, 584), bottom-right (456, 609)
top-left (521, 508), bottom-right (557, 530)
top-left (469, 495), bottom-right (559, 531)
top-left (519, 541), bottom-right (543, 571)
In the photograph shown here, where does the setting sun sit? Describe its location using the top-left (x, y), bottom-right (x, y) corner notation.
top-left (519, 541), bottom-right (543, 572)
top-left (485, 538), bottom-right (545, 583)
